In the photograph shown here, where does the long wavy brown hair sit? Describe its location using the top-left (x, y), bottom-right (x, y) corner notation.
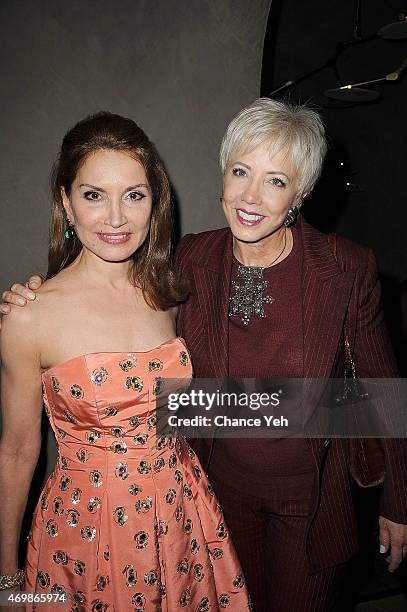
top-left (48, 112), bottom-right (186, 309)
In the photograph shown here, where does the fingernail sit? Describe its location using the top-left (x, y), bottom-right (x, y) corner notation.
top-left (16, 298), bottom-right (25, 305)
top-left (29, 281), bottom-right (39, 287)
top-left (28, 292), bottom-right (36, 300)
top-left (380, 545), bottom-right (386, 553)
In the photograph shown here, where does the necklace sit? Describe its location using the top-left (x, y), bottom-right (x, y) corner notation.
top-left (228, 229), bottom-right (287, 325)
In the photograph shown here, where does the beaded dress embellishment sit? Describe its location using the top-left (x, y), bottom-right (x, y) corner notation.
top-left (229, 265), bottom-right (274, 325)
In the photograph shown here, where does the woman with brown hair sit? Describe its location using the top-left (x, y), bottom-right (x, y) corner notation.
top-left (0, 112), bottom-right (250, 610)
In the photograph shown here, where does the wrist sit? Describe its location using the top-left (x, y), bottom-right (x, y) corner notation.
top-left (0, 569), bottom-right (25, 591)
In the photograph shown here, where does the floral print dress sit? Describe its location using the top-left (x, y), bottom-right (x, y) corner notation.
top-left (25, 338), bottom-right (250, 611)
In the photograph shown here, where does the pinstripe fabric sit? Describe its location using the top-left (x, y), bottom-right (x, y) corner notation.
top-left (176, 217), bottom-right (407, 576)
top-left (209, 471), bottom-right (348, 612)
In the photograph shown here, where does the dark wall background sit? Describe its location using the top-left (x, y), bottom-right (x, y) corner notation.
top-left (261, 0), bottom-right (407, 373)
top-left (0, 0), bottom-right (271, 291)
top-left (0, 0), bottom-right (273, 565)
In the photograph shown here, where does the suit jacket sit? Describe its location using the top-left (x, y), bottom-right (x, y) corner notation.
top-left (175, 217), bottom-right (407, 571)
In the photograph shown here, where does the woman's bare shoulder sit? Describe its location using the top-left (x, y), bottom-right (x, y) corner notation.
top-left (0, 295), bottom-right (43, 363)
top-left (1, 272), bottom-right (73, 337)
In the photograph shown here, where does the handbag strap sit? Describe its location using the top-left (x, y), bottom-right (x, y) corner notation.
top-left (327, 233), bottom-right (356, 377)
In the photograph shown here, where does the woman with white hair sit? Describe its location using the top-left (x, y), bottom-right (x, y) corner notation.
top-left (3, 99), bottom-right (407, 611)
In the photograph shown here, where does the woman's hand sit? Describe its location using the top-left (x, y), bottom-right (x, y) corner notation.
top-left (0, 276), bottom-right (42, 317)
top-left (379, 515), bottom-right (407, 572)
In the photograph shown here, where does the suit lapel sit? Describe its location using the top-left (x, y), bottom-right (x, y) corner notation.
top-left (191, 229), bottom-right (233, 377)
top-left (300, 219), bottom-right (356, 431)
top-left (301, 219), bottom-right (355, 378)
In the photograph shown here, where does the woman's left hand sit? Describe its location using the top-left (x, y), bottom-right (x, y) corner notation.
top-left (379, 515), bottom-right (407, 572)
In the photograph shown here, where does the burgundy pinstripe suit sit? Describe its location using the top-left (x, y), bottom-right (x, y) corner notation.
top-left (176, 218), bottom-right (407, 610)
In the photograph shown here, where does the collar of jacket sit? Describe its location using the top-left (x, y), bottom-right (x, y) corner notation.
top-left (190, 215), bottom-right (356, 383)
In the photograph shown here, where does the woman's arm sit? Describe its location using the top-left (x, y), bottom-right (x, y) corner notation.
top-left (0, 308), bottom-right (43, 575)
top-left (350, 247), bottom-right (407, 571)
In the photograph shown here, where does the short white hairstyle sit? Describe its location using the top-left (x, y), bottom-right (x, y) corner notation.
top-left (220, 98), bottom-right (327, 196)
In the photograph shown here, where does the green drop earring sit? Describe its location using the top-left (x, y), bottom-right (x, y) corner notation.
top-left (64, 218), bottom-right (75, 239)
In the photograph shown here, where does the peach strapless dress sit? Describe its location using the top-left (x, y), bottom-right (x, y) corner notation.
top-left (24, 338), bottom-right (250, 611)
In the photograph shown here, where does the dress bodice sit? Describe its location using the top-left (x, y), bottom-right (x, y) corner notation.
top-left (41, 337), bottom-right (192, 475)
